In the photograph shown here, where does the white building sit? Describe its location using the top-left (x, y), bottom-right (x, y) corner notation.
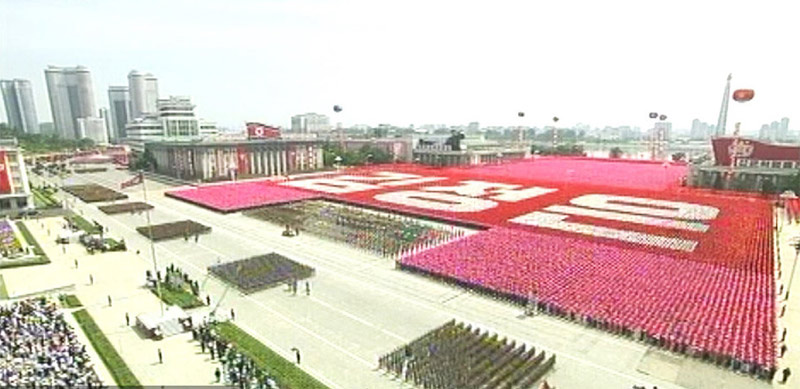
top-left (108, 86), bottom-right (131, 142)
top-left (77, 116), bottom-right (108, 144)
top-left (0, 138), bottom-right (32, 217)
top-left (291, 113), bottom-right (330, 133)
top-left (0, 79), bottom-right (39, 134)
top-left (128, 70), bottom-right (159, 119)
top-left (124, 96), bottom-right (217, 152)
top-left (44, 65), bottom-right (98, 139)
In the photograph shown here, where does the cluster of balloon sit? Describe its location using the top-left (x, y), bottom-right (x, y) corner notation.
top-left (649, 112), bottom-right (658, 119)
top-left (659, 114), bottom-right (667, 121)
top-left (518, 112), bottom-right (525, 117)
top-left (333, 105), bottom-right (343, 113)
top-left (733, 89), bottom-right (755, 103)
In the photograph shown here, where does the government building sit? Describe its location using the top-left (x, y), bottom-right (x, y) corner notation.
top-left (146, 139), bottom-right (325, 181)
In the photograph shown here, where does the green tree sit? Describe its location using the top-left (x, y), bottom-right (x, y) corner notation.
top-left (671, 152), bottom-right (686, 162)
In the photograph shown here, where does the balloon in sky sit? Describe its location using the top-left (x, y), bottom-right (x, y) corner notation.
top-left (649, 112), bottom-right (658, 119)
top-left (552, 116), bottom-right (559, 122)
top-left (732, 89), bottom-right (755, 102)
top-left (518, 112), bottom-right (525, 117)
top-left (333, 105), bottom-right (343, 113)
top-left (659, 114), bottom-right (667, 121)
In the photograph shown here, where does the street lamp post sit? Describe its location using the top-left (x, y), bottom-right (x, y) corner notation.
top-left (787, 243), bottom-right (800, 300)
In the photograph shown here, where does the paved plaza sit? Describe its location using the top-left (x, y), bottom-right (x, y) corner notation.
top-left (8, 166), bottom-right (795, 388)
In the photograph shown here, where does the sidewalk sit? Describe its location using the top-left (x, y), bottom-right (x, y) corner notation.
top-left (17, 216), bottom-right (224, 386)
top-left (776, 209), bottom-right (799, 385)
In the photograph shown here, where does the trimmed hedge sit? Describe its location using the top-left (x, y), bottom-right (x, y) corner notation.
top-left (72, 309), bottom-right (142, 388)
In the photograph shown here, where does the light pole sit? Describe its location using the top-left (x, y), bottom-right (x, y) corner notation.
top-left (787, 242), bottom-right (800, 300)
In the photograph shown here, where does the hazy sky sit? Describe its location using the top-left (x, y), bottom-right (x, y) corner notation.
top-left (1, 0), bottom-right (798, 133)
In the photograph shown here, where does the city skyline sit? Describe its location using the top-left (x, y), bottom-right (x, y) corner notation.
top-left (1, 0), bottom-right (799, 133)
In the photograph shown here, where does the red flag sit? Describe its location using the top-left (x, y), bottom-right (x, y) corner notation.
top-left (0, 151), bottom-right (11, 194)
top-left (121, 172), bottom-right (143, 189)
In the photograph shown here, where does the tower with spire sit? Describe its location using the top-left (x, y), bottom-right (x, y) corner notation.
top-left (715, 73), bottom-right (732, 137)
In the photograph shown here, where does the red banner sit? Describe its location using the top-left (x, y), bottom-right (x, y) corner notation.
top-left (237, 146), bottom-right (249, 174)
top-left (247, 122), bottom-right (281, 139)
top-left (0, 151), bottom-right (11, 194)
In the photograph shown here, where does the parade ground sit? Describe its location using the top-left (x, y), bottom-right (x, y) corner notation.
top-left (11, 164), bottom-right (796, 389)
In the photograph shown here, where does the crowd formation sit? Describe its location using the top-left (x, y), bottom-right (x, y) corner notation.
top-left (247, 200), bottom-right (461, 257)
top-left (193, 321), bottom-right (279, 389)
top-left (0, 298), bottom-right (101, 387)
top-left (379, 320), bottom-right (556, 389)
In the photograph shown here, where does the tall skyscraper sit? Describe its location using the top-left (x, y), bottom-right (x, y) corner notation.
top-left (0, 79), bottom-right (39, 134)
top-left (44, 65), bottom-right (98, 139)
top-left (128, 70), bottom-right (159, 119)
top-left (780, 117), bottom-right (790, 140)
top-left (107, 86), bottom-right (131, 141)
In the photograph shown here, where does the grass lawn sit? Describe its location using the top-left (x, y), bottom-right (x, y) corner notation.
top-left (66, 213), bottom-right (101, 234)
top-left (0, 275), bottom-right (8, 299)
top-left (150, 286), bottom-right (204, 309)
top-left (32, 187), bottom-right (60, 208)
top-left (62, 294), bottom-right (83, 308)
top-left (72, 309), bottom-right (142, 388)
top-left (212, 321), bottom-right (330, 389)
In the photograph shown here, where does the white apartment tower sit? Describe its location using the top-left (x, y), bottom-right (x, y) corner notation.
top-left (0, 79), bottom-right (39, 134)
top-left (44, 65), bottom-right (98, 139)
top-left (108, 86), bottom-right (131, 141)
top-left (128, 70), bottom-right (159, 119)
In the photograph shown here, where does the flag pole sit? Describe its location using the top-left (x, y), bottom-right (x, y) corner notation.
top-left (140, 170), bottom-right (164, 316)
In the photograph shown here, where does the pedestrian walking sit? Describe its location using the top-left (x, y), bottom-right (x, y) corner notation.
top-left (782, 328), bottom-right (787, 342)
top-left (125, 312), bottom-right (130, 326)
top-left (305, 281), bottom-right (310, 296)
top-left (89, 274), bottom-right (93, 285)
top-left (215, 367), bottom-right (221, 383)
top-left (74, 259), bottom-right (78, 268)
top-left (206, 295), bottom-right (211, 306)
top-left (195, 234), bottom-right (199, 243)
top-left (230, 308), bottom-right (235, 321)
top-left (291, 347), bottom-right (301, 364)
top-left (781, 367), bottom-right (791, 384)
top-left (201, 340), bottom-right (206, 353)
top-left (781, 344), bottom-right (788, 357)
top-left (210, 345), bottom-right (215, 360)
top-left (107, 295), bottom-right (112, 307)
top-left (158, 348), bottom-right (163, 364)
top-left (292, 279), bottom-right (298, 296)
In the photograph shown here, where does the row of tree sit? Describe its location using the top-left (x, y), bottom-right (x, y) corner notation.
top-left (322, 143), bottom-right (393, 166)
top-left (0, 124), bottom-right (95, 153)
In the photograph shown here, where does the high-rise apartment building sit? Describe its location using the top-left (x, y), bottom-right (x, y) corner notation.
top-left (44, 65), bottom-right (98, 139)
top-left (77, 117), bottom-right (108, 144)
top-left (290, 113), bottom-right (330, 133)
top-left (107, 86), bottom-right (131, 141)
top-left (0, 79), bottom-right (39, 134)
top-left (128, 70), bottom-right (159, 119)
top-left (690, 119), bottom-right (716, 140)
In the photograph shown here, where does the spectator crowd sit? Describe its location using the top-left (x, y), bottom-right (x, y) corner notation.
top-left (0, 298), bottom-right (101, 387)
